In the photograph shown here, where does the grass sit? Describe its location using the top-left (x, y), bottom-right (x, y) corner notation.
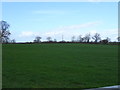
top-left (2, 43), bottom-right (118, 88)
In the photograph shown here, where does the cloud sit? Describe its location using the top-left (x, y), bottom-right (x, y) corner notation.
top-left (60, 21), bottom-right (100, 30)
top-left (17, 22), bottom-right (117, 42)
top-left (89, 30), bottom-right (97, 35)
top-left (87, 29), bottom-right (118, 41)
top-left (18, 21), bottom-right (100, 41)
top-left (19, 31), bottom-right (40, 37)
top-left (43, 31), bottom-right (64, 36)
top-left (98, 28), bottom-right (118, 41)
top-left (100, 29), bottom-right (118, 36)
top-left (40, 21), bottom-right (101, 40)
top-left (43, 21), bottom-right (101, 36)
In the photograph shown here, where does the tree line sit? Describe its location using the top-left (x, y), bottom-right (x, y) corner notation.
top-left (33, 33), bottom-right (112, 44)
top-left (0, 20), bottom-right (120, 44)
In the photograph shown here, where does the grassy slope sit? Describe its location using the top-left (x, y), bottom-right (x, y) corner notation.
top-left (2, 43), bottom-right (118, 88)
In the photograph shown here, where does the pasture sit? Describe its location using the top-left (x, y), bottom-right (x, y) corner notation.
top-left (2, 43), bottom-right (118, 88)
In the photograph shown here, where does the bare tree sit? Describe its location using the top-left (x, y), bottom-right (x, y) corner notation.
top-left (11, 39), bottom-right (16, 43)
top-left (71, 35), bottom-right (75, 42)
top-left (54, 39), bottom-right (57, 42)
top-left (34, 36), bottom-right (42, 43)
top-left (106, 37), bottom-right (111, 43)
top-left (82, 37), bottom-right (86, 42)
top-left (92, 33), bottom-right (101, 43)
top-left (46, 37), bottom-right (52, 42)
top-left (117, 36), bottom-right (120, 42)
top-left (78, 35), bottom-right (82, 42)
top-left (0, 20), bottom-right (11, 43)
top-left (84, 33), bottom-right (91, 43)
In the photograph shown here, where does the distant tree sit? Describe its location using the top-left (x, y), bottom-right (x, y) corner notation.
top-left (46, 37), bottom-right (52, 42)
top-left (81, 37), bottom-right (84, 42)
top-left (82, 37), bottom-right (87, 42)
top-left (54, 39), bottom-right (57, 42)
top-left (11, 39), bottom-right (16, 43)
top-left (84, 33), bottom-right (91, 43)
top-left (71, 36), bottom-right (75, 42)
top-left (106, 37), bottom-right (111, 43)
top-left (117, 36), bottom-right (120, 42)
top-left (78, 35), bottom-right (82, 42)
top-left (0, 20), bottom-right (11, 43)
top-left (92, 33), bottom-right (101, 43)
top-left (34, 36), bottom-right (42, 43)
top-left (100, 39), bottom-right (108, 44)
top-left (100, 37), bottom-right (110, 44)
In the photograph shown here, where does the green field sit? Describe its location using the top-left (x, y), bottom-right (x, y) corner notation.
top-left (2, 43), bottom-right (118, 88)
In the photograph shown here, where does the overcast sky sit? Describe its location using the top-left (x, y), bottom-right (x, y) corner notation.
top-left (2, 2), bottom-right (118, 42)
